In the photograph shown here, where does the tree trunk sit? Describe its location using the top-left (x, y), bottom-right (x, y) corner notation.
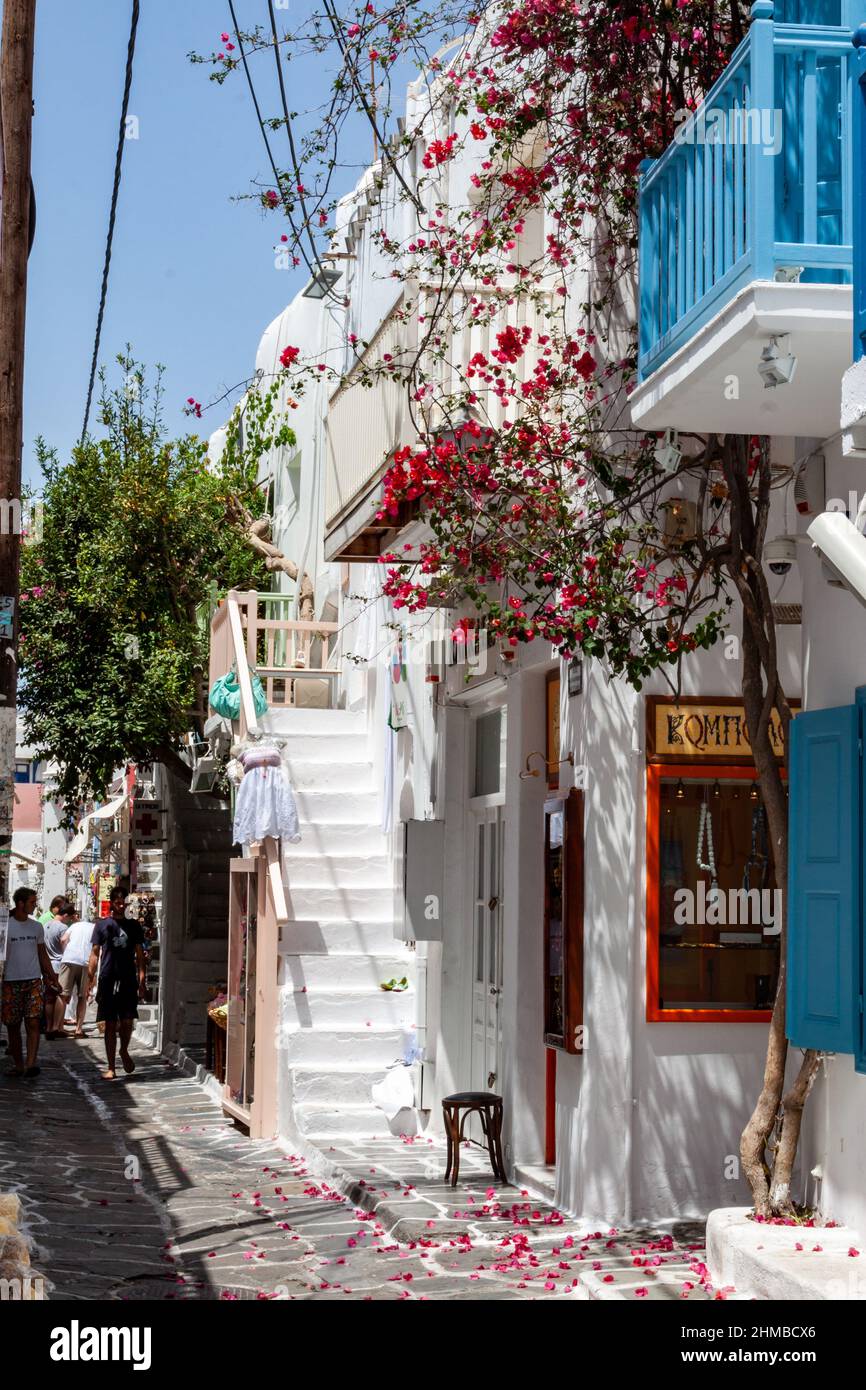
top-left (770, 1050), bottom-right (821, 1212)
top-left (721, 434), bottom-right (805, 1215)
top-left (736, 609), bottom-right (789, 1215)
top-left (227, 500), bottom-right (316, 619)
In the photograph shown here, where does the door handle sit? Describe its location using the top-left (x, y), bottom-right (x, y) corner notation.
top-left (489, 986), bottom-right (502, 997)
top-left (488, 896), bottom-right (499, 911)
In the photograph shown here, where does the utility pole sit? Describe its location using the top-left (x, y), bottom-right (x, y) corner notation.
top-left (0, 0), bottom-right (37, 913)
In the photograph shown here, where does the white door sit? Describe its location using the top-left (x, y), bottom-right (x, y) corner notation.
top-left (471, 807), bottom-right (504, 1095)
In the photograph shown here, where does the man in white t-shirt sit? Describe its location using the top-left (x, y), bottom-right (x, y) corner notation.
top-left (1, 887), bottom-right (61, 1077)
top-left (59, 920), bottom-right (95, 1038)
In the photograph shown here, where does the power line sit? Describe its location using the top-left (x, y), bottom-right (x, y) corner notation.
top-left (229, 1), bottom-right (346, 305)
top-left (80, 0), bottom-right (140, 445)
top-left (227, 0), bottom-right (322, 291)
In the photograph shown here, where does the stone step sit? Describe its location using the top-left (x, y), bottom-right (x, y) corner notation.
top-left (282, 822), bottom-right (388, 857)
top-left (281, 853), bottom-right (391, 889)
top-left (283, 884), bottom-right (394, 921)
top-left (193, 892), bottom-right (229, 920)
top-left (190, 868), bottom-right (230, 890)
top-left (281, 953), bottom-right (413, 991)
top-left (281, 1026), bottom-right (411, 1067)
top-left (279, 919), bottom-right (404, 955)
top-left (198, 851), bottom-right (234, 874)
top-left (191, 922), bottom-right (228, 942)
top-left (282, 758), bottom-right (373, 793)
top-left (295, 1103), bottom-right (396, 1139)
top-left (280, 983), bottom-right (416, 1031)
top-left (172, 937), bottom-right (229, 962)
top-left (261, 708), bottom-right (367, 738)
top-left (290, 1063), bottom-right (415, 1107)
top-left (175, 957), bottom-right (227, 983)
top-left (174, 792), bottom-right (230, 813)
top-left (178, 1019), bottom-right (208, 1046)
top-left (183, 831), bottom-right (233, 855)
top-left (293, 789), bottom-right (380, 825)
top-left (174, 979), bottom-right (223, 1006)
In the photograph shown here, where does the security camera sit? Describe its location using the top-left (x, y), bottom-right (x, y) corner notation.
top-left (808, 511), bottom-right (866, 607)
top-left (758, 335), bottom-right (797, 390)
top-left (765, 536), bottom-right (797, 577)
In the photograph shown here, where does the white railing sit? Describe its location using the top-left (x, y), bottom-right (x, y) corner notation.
top-left (209, 590), bottom-right (342, 728)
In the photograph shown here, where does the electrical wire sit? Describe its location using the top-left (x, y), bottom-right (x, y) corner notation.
top-left (228, 0), bottom-right (341, 303)
top-left (80, 0), bottom-right (140, 445)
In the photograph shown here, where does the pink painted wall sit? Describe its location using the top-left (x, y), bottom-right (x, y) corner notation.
top-left (14, 783), bottom-right (42, 833)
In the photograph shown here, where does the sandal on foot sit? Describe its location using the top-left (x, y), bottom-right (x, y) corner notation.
top-left (120, 1052), bottom-right (135, 1075)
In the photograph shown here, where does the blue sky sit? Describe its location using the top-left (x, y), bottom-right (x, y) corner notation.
top-left (25, 0), bottom-right (356, 484)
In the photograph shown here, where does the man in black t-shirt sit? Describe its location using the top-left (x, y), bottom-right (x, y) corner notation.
top-left (86, 886), bottom-right (146, 1081)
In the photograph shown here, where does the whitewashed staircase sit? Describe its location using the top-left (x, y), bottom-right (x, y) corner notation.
top-left (262, 707), bottom-right (418, 1144)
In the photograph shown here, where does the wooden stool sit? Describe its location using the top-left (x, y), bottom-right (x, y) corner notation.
top-left (442, 1092), bottom-right (506, 1187)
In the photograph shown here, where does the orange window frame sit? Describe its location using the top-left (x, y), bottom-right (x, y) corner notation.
top-left (645, 763), bottom-right (783, 1024)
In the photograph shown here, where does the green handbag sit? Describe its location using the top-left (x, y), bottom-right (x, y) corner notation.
top-left (209, 669), bottom-right (269, 720)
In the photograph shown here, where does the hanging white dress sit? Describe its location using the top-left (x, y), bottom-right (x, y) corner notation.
top-left (232, 746), bottom-right (301, 846)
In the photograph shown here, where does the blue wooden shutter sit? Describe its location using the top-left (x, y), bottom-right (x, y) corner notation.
top-left (787, 705), bottom-right (859, 1052)
top-left (853, 43), bottom-right (866, 359)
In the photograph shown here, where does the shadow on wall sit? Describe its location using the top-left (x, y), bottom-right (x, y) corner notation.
top-left (635, 1034), bottom-right (785, 1219)
top-left (553, 673), bottom-right (636, 1219)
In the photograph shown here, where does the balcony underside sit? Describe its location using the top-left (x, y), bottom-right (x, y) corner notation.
top-left (324, 467), bottom-right (419, 563)
top-left (629, 280), bottom-right (851, 437)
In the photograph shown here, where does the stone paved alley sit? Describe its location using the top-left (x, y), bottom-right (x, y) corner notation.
top-left (0, 1036), bottom-right (720, 1301)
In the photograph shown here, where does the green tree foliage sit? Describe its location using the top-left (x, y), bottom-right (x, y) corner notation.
top-left (19, 357), bottom-right (289, 806)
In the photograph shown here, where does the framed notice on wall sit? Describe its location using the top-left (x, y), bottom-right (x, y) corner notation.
top-left (546, 671), bottom-right (561, 789)
top-left (543, 789), bottom-right (584, 1053)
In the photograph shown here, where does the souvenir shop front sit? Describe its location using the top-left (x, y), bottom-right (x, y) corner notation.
top-left (645, 697), bottom-right (790, 1022)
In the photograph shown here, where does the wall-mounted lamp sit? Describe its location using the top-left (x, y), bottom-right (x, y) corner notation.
top-left (520, 751), bottom-right (575, 781)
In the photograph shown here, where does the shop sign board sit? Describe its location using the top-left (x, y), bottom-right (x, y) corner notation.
top-left (647, 697), bottom-right (797, 764)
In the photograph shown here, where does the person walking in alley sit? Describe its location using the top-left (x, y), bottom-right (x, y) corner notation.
top-left (39, 894), bottom-right (69, 927)
top-left (86, 887), bottom-right (146, 1080)
top-left (44, 901), bottom-right (75, 1038)
top-left (58, 915), bottom-right (95, 1038)
top-left (1, 888), bottom-right (62, 1077)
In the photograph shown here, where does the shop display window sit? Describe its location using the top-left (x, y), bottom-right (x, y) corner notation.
top-left (647, 766), bottom-right (783, 1021)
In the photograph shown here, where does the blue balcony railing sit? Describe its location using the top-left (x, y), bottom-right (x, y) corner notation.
top-left (638, 1), bottom-right (856, 382)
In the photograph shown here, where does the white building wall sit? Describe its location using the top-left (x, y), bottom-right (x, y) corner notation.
top-left (222, 56), bottom-right (820, 1224)
top-left (552, 600), bottom-right (802, 1222)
